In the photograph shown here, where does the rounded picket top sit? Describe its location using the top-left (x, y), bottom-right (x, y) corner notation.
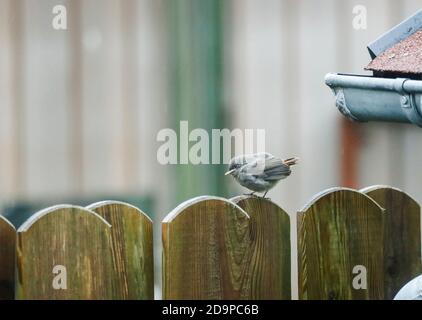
top-left (230, 195), bottom-right (291, 299)
top-left (86, 201), bottom-right (154, 300)
top-left (0, 215), bottom-right (16, 300)
top-left (360, 185), bottom-right (419, 204)
top-left (297, 187), bottom-right (385, 300)
top-left (361, 185), bottom-right (422, 299)
top-left (163, 195), bottom-right (250, 223)
top-left (0, 214), bottom-right (15, 230)
top-left (16, 205), bottom-right (115, 300)
top-left (394, 274), bottom-right (422, 300)
top-left (162, 196), bottom-right (251, 300)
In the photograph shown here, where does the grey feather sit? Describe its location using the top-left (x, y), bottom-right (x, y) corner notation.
top-left (226, 152), bottom-right (298, 195)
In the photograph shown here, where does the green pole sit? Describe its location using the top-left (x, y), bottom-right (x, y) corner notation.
top-left (167, 0), bottom-right (227, 204)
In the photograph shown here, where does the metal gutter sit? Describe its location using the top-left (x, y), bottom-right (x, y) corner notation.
top-left (325, 73), bottom-right (422, 127)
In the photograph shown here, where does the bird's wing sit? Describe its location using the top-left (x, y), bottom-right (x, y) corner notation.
top-left (240, 155), bottom-right (291, 180)
top-left (262, 156), bottom-right (291, 180)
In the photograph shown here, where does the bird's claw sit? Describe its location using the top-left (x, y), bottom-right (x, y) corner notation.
top-left (244, 192), bottom-right (259, 197)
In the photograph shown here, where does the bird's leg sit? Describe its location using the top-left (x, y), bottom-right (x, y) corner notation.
top-left (262, 191), bottom-right (270, 199)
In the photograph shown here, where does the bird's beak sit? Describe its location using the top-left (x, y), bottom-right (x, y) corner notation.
top-left (225, 169), bottom-right (235, 176)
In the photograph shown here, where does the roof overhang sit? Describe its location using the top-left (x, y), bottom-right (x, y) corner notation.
top-left (367, 9), bottom-right (422, 59)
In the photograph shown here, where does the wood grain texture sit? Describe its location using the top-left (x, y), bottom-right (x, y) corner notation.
top-left (361, 186), bottom-right (422, 299)
top-left (231, 196), bottom-right (291, 299)
top-left (298, 188), bottom-right (385, 300)
top-left (0, 215), bottom-right (16, 300)
top-left (162, 196), bottom-right (251, 299)
top-left (163, 196), bottom-right (291, 299)
top-left (86, 201), bottom-right (154, 299)
top-left (16, 205), bottom-right (115, 300)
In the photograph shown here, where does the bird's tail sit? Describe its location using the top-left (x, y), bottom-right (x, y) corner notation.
top-left (283, 157), bottom-right (299, 166)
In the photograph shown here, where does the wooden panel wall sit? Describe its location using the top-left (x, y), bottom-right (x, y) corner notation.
top-left (0, 0), bottom-right (168, 203)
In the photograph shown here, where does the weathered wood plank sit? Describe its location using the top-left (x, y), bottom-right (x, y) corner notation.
top-left (86, 201), bottom-right (154, 299)
top-left (298, 188), bottom-right (385, 300)
top-left (163, 196), bottom-right (291, 299)
top-left (231, 196), bottom-right (291, 299)
top-left (361, 185), bottom-right (422, 299)
top-left (162, 196), bottom-right (251, 299)
top-left (0, 215), bottom-right (16, 300)
top-left (16, 205), bottom-right (115, 299)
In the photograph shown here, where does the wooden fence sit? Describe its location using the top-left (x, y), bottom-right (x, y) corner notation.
top-left (0, 185), bottom-right (421, 300)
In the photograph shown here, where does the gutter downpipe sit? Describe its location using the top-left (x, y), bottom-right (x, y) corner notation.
top-left (325, 73), bottom-right (422, 127)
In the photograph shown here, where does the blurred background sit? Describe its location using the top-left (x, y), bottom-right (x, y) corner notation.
top-left (1, 0), bottom-right (422, 298)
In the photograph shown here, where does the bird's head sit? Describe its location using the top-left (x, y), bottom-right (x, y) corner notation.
top-left (225, 156), bottom-right (246, 177)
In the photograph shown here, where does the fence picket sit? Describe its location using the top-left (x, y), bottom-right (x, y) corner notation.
top-left (361, 185), bottom-right (422, 299)
top-left (16, 205), bottom-right (115, 299)
top-left (297, 188), bottom-right (385, 300)
top-left (162, 196), bottom-right (251, 299)
top-left (0, 215), bottom-right (16, 300)
top-left (231, 196), bottom-right (291, 299)
top-left (86, 201), bottom-right (154, 299)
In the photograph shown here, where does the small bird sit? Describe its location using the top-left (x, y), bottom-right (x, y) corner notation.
top-left (225, 152), bottom-right (299, 198)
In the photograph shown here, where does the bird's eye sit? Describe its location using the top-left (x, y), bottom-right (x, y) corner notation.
top-left (228, 163), bottom-right (236, 171)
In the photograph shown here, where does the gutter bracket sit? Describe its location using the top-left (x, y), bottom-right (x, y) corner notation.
top-left (333, 88), bottom-right (361, 122)
top-left (396, 79), bottom-right (422, 127)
